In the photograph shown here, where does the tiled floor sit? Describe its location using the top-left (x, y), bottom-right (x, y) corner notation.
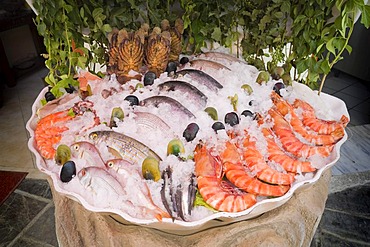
top-left (0, 67), bottom-right (369, 246)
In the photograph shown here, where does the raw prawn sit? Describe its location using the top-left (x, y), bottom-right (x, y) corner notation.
top-left (268, 108), bottom-right (334, 158)
top-left (241, 137), bottom-right (294, 185)
top-left (271, 92), bottom-right (344, 145)
top-left (293, 98), bottom-right (349, 135)
top-left (220, 142), bottom-right (290, 196)
top-left (261, 128), bottom-right (316, 173)
top-left (194, 144), bottom-right (257, 212)
top-left (35, 110), bottom-right (73, 159)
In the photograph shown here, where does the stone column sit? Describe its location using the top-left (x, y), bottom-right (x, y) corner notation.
top-left (50, 169), bottom-right (331, 247)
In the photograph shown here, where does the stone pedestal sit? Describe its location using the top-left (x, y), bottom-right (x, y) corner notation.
top-left (49, 169), bottom-right (331, 247)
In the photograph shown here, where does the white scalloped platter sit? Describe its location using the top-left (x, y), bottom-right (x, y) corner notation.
top-left (27, 67), bottom-right (349, 235)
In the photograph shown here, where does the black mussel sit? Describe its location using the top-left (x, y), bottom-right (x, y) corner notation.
top-left (273, 82), bottom-right (286, 96)
top-left (60, 161), bottom-right (76, 183)
top-left (144, 71), bottom-right (156, 86)
top-left (124, 95), bottom-right (139, 106)
top-left (45, 91), bottom-right (56, 102)
top-left (166, 61), bottom-right (177, 74)
top-left (224, 112), bottom-right (239, 126)
top-left (180, 57), bottom-right (189, 65)
top-left (212, 122), bottom-right (225, 133)
top-left (183, 123), bottom-right (199, 142)
top-left (65, 84), bottom-right (76, 94)
top-left (249, 100), bottom-right (254, 106)
top-left (241, 110), bottom-right (254, 118)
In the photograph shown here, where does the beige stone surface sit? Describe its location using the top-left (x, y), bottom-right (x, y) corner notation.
top-left (50, 169), bottom-right (331, 247)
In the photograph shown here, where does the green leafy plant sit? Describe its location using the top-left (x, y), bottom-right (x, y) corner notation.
top-left (34, 0), bottom-right (370, 96)
top-left (34, 0), bottom-right (178, 98)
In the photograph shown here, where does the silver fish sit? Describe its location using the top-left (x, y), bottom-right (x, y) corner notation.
top-left (189, 59), bottom-right (231, 71)
top-left (160, 167), bottom-right (196, 221)
top-left (89, 131), bottom-right (161, 165)
top-left (174, 69), bottom-right (223, 92)
top-left (132, 111), bottom-right (172, 137)
top-left (157, 80), bottom-right (207, 108)
top-left (140, 95), bottom-right (195, 119)
top-left (105, 158), bottom-right (136, 173)
top-left (199, 51), bottom-right (245, 64)
top-left (70, 141), bottom-right (105, 167)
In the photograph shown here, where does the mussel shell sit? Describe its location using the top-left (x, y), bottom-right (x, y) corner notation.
top-left (224, 112), bottom-right (239, 126)
top-left (55, 144), bottom-right (72, 166)
top-left (60, 161), bottom-right (76, 183)
top-left (167, 139), bottom-right (185, 156)
top-left (183, 123), bottom-right (199, 142)
top-left (142, 157), bottom-right (161, 181)
top-left (144, 71), bottom-right (156, 86)
top-left (204, 107), bottom-right (218, 120)
top-left (212, 121), bottom-right (225, 133)
top-left (124, 95), bottom-right (139, 106)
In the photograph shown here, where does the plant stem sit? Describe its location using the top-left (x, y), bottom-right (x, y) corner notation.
top-left (63, 7), bottom-right (72, 78)
top-left (317, 13), bottom-right (355, 95)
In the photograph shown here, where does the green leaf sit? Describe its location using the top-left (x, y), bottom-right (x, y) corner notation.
top-left (319, 59), bottom-right (331, 74)
top-left (37, 22), bottom-right (46, 36)
top-left (296, 59), bottom-right (308, 74)
top-left (326, 38), bottom-right (335, 54)
top-left (211, 27), bottom-right (222, 42)
top-left (360, 5), bottom-right (370, 28)
top-left (193, 191), bottom-right (217, 212)
top-left (345, 44), bottom-right (352, 54)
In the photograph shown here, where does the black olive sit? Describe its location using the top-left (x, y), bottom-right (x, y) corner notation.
top-left (179, 57), bottom-right (189, 65)
top-left (166, 61), bottom-right (177, 74)
top-left (273, 82), bottom-right (286, 96)
top-left (144, 71), bottom-right (156, 86)
top-left (241, 110), bottom-right (254, 118)
top-left (45, 91), bottom-right (56, 102)
top-left (183, 123), bottom-right (199, 142)
top-left (212, 122), bottom-right (225, 133)
top-left (124, 95), bottom-right (139, 106)
top-left (224, 112), bottom-right (239, 126)
top-left (60, 161), bottom-right (76, 183)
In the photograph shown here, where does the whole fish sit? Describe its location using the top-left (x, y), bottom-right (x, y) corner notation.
top-left (158, 80), bottom-right (208, 109)
top-left (198, 51), bottom-right (245, 64)
top-left (132, 111), bottom-right (172, 137)
top-left (70, 141), bottom-right (105, 167)
top-left (140, 95), bottom-right (195, 119)
top-left (160, 167), bottom-right (196, 221)
top-left (174, 69), bottom-right (223, 92)
top-left (89, 131), bottom-right (161, 165)
top-left (105, 158), bottom-right (171, 221)
top-left (189, 59), bottom-right (231, 71)
top-left (78, 167), bottom-right (127, 197)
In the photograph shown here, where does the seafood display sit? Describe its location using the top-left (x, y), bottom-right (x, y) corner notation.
top-left (27, 50), bottom-right (349, 231)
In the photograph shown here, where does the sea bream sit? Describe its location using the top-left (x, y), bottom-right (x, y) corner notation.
top-left (105, 158), bottom-right (171, 221)
top-left (140, 95), bottom-right (195, 119)
top-left (89, 130), bottom-right (161, 165)
top-left (173, 69), bottom-right (223, 92)
top-left (70, 141), bottom-right (105, 167)
top-left (157, 80), bottom-right (208, 109)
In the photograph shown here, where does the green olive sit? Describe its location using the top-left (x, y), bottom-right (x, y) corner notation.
top-left (142, 157), bottom-right (161, 181)
top-left (110, 107), bottom-right (124, 127)
top-left (167, 139), bottom-right (185, 156)
top-left (204, 107), bottom-right (218, 120)
top-left (256, 71), bottom-right (270, 85)
top-left (55, 144), bottom-right (71, 166)
top-left (241, 84), bottom-right (253, 95)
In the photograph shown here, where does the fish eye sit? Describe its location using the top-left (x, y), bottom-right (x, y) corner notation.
top-left (90, 133), bottom-right (98, 140)
top-left (107, 161), bottom-right (114, 167)
top-left (73, 144), bottom-right (79, 151)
